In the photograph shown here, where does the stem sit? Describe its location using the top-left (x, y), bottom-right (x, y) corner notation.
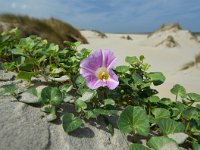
top-left (131, 132), bottom-right (137, 143)
top-left (189, 101), bottom-right (194, 107)
top-left (51, 106), bottom-right (56, 115)
top-left (185, 121), bottom-right (190, 133)
top-left (175, 94), bottom-right (178, 102)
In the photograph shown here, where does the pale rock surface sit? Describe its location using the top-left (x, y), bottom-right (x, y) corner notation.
top-left (0, 70), bottom-right (129, 150)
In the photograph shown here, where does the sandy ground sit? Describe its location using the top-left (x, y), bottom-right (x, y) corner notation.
top-left (79, 29), bottom-right (200, 99)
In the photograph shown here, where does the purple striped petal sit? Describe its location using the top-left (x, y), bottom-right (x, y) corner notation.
top-left (107, 70), bottom-right (119, 90)
top-left (85, 75), bottom-right (102, 89)
top-left (102, 50), bottom-right (117, 70)
top-left (80, 49), bottom-right (103, 72)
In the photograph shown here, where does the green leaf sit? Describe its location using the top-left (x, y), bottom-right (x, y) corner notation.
top-left (139, 55), bottom-right (145, 61)
top-left (147, 95), bottom-right (160, 103)
top-left (15, 56), bottom-right (25, 66)
top-left (158, 118), bottom-right (185, 135)
top-left (191, 125), bottom-right (200, 135)
top-left (16, 71), bottom-right (35, 82)
top-left (50, 87), bottom-right (63, 106)
top-left (26, 87), bottom-right (38, 97)
top-left (125, 56), bottom-right (139, 65)
top-left (75, 75), bottom-right (85, 86)
top-left (63, 94), bottom-right (73, 103)
top-left (62, 113), bottom-right (82, 133)
top-left (75, 99), bottom-right (87, 112)
top-left (171, 102), bottom-right (186, 120)
top-left (170, 84), bottom-right (187, 98)
top-left (115, 66), bottom-right (129, 73)
top-left (196, 104), bottom-right (200, 110)
top-left (187, 93), bottom-right (200, 102)
top-left (129, 144), bottom-right (150, 150)
top-left (12, 48), bottom-right (24, 55)
top-left (192, 142), bottom-right (200, 150)
top-left (85, 111), bottom-right (97, 119)
top-left (103, 98), bottom-right (115, 106)
top-left (141, 63), bottom-right (151, 71)
top-left (1, 84), bottom-right (17, 95)
top-left (46, 113), bottom-right (57, 122)
top-left (48, 43), bottom-right (59, 52)
top-left (149, 72), bottom-right (166, 86)
top-left (118, 106), bottom-right (150, 136)
top-left (40, 87), bottom-right (63, 106)
top-left (167, 133), bottom-right (188, 144)
top-left (106, 123), bottom-right (114, 136)
top-left (41, 87), bottom-right (52, 104)
top-left (79, 90), bottom-right (96, 102)
top-left (147, 136), bottom-right (179, 150)
top-left (152, 108), bottom-right (170, 121)
top-left (41, 105), bottom-right (52, 113)
top-left (64, 41), bottom-right (80, 47)
top-left (48, 75), bottom-right (70, 82)
top-left (159, 98), bottom-right (173, 106)
top-left (59, 84), bottom-right (73, 93)
top-left (1, 62), bottom-right (15, 71)
top-left (182, 107), bottom-right (199, 120)
top-left (132, 73), bottom-right (143, 85)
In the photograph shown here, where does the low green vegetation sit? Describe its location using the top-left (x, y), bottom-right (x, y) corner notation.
top-left (0, 28), bottom-right (199, 149)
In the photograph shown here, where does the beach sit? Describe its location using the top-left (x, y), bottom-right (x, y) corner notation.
top-left (80, 26), bottom-right (200, 99)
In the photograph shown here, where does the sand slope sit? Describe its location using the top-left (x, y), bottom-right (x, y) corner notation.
top-left (80, 27), bottom-right (200, 99)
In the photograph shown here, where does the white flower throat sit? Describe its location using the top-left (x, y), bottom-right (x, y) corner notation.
top-left (96, 67), bottom-right (109, 81)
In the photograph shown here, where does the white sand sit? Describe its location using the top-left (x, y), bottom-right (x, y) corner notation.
top-left (79, 30), bottom-right (200, 99)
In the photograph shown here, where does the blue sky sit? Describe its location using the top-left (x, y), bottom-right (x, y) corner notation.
top-left (0, 0), bottom-right (200, 32)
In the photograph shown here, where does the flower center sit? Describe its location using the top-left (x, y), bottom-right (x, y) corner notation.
top-left (96, 67), bottom-right (109, 81)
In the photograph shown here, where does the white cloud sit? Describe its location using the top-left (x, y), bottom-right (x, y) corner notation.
top-left (11, 2), bottom-right (16, 9)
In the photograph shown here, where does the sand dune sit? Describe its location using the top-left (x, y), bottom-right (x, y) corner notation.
top-left (80, 24), bottom-right (200, 99)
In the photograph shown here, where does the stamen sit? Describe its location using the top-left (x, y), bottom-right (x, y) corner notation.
top-left (96, 67), bottom-right (109, 81)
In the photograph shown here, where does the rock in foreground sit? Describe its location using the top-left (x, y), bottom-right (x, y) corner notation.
top-left (0, 71), bottom-right (128, 150)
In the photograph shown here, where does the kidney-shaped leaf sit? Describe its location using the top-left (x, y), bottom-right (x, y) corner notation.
top-left (62, 113), bottom-right (82, 133)
top-left (149, 72), bottom-right (165, 86)
top-left (75, 99), bottom-right (87, 112)
top-left (170, 84), bottom-right (187, 98)
top-left (41, 87), bottom-right (51, 104)
top-left (50, 87), bottom-right (63, 106)
top-left (147, 136), bottom-right (179, 150)
top-left (115, 65), bottom-right (129, 73)
top-left (192, 142), bottom-right (200, 150)
top-left (152, 108), bottom-right (170, 121)
top-left (187, 93), bottom-right (200, 102)
top-left (125, 56), bottom-right (139, 65)
top-left (16, 71), bottom-right (35, 82)
top-left (1, 84), bottom-right (17, 95)
top-left (158, 118), bottom-right (185, 135)
top-left (182, 107), bottom-right (199, 120)
top-left (41, 87), bottom-right (63, 105)
top-left (147, 95), bottom-right (160, 103)
top-left (118, 106), bottom-right (150, 136)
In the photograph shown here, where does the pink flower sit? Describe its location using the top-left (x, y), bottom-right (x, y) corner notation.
top-left (80, 50), bottom-right (119, 90)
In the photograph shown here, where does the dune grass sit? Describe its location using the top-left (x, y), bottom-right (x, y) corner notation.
top-left (0, 14), bottom-right (88, 47)
top-left (180, 53), bottom-right (200, 70)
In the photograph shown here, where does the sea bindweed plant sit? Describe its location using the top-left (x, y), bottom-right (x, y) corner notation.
top-left (0, 28), bottom-right (200, 149)
top-left (80, 49), bottom-right (119, 90)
